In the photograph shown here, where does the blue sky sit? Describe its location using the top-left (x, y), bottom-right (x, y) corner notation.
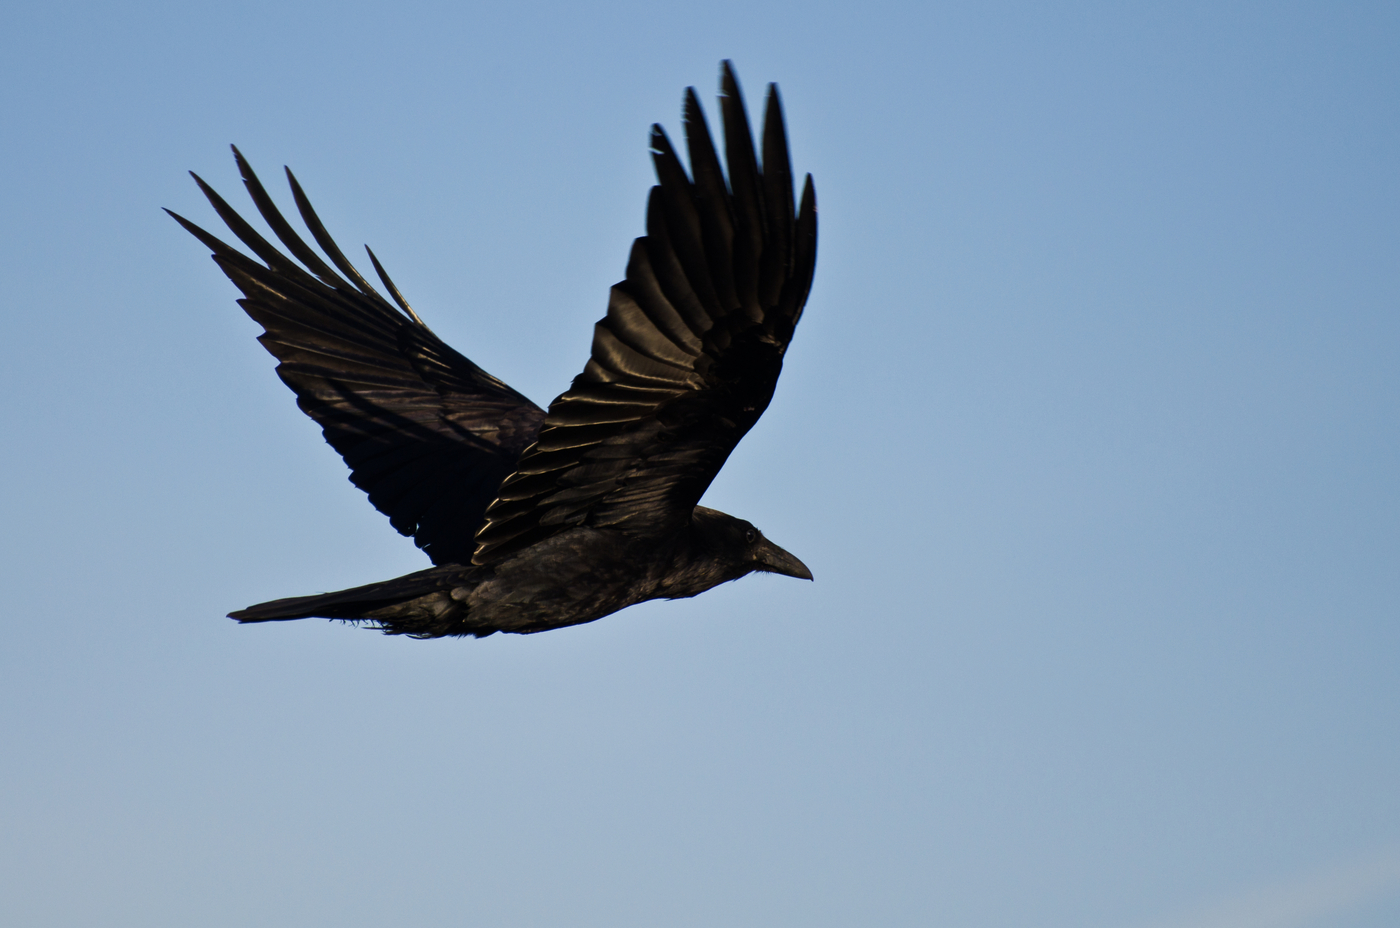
top-left (2, 1), bottom-right (1398, 926)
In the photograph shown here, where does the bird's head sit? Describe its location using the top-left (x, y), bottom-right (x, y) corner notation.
top-left (688, 506), bottom-right (813, 585)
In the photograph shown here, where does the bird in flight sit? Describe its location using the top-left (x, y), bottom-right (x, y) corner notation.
top-left (169, 62), bottom-right (817, 638)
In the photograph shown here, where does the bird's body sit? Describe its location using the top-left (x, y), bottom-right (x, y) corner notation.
top-left (234, 507), bottom-right (811, 638)
top-left (171, 63), bottom-right (816, 638)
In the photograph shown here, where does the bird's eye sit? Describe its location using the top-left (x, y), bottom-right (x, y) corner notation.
top-left (745, 529), bottom-right (757, 544)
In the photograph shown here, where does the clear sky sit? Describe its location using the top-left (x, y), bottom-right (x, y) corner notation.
top-left (2, 1), bottom-right (1397, 926)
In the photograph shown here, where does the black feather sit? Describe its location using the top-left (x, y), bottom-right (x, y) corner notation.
top-left (177, 63), bottom-right (816, 637)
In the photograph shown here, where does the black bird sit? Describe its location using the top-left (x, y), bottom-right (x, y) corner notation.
top-left (169, 63), bottom-right (817, 638)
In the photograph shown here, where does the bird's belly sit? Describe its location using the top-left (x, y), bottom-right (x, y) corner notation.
top-left (466, 529), bottom-right (667, 634)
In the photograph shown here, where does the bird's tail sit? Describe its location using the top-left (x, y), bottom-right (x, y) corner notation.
top-left (229, 565), bottom-right (487, 638)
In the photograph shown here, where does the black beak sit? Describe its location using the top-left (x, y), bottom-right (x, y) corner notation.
top-left (755, 538), bottom-right (814, 581)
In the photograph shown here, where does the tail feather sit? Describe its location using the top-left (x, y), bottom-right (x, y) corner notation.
top-left (229, 585), bottom-right (404, 622)
top-left (229, 565), bottom-right (485, 637)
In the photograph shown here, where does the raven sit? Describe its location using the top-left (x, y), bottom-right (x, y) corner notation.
top-left (169, 63), bottom-right (817, 638)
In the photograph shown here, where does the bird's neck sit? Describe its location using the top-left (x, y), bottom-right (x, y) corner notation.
top-left (649, 521), bottom-right (738, 601)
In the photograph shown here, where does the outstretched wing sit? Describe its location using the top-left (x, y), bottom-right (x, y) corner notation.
top-left (473, 62), bottom-right (816, 565)
top-left (169, 148), bottom-right (545, 566)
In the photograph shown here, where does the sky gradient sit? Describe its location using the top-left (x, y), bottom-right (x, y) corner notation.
top-left (2, 1), bottom-right (1398, 926)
